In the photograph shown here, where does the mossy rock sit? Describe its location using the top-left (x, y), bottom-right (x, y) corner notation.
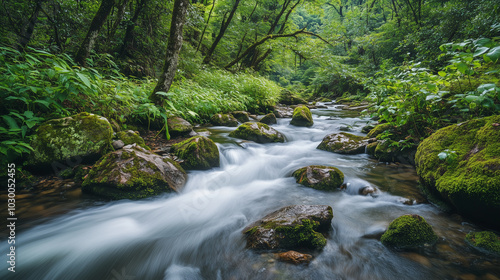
top-left (243, 205), bottom-right (333, 251)
top-left (381, 214), bottom-right (438, 249)
top-left (465, 231), bottom-right (500, 255)
top-left (317, 132), bottom-right (369, 154)
top-left (167, 117), bottom-right (193, 137)
top-left (82, 144), bottom-right (187, 199)
top-left (210, 113), bottom-right (238, 127)
top-left (170, 136), bottom-right (219, 170)
top-left (362, 125), bottom-right (375, 134)
top-left (116, 130), bottom-right (149, 150)
top-left (366, 142), bottom-right (378, 156)
top-left (290, 105), bottom-right (313, 127)
top-left (317, 97), bottom-right (332, 103)
top-left (27, 112), bottom-right (113, 173)
top-left (260, 113), bottom-right (277, 125)
top-left (293, 165), bottom-right (344, 191)
top-left (229, 122), bottom-right (285, 143)
top-left (367, 123), bottom-right (392, 138)
top-left (415, 115), bottom-right (500, 228)
top-left (231, 111), bottom-right (250, 123)
top-left (279, 91), bottom-right (308, 105)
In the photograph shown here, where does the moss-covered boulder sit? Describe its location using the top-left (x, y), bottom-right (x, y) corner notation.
top-left (210, 113), bottom-right (238, 127)
top-left (290, 105), bottom-right (313, 127)
top-left (231, 111), bottom-right (250, 123)
top-left (366, 142), bottom-right (378, 156)
top-left (415, 115), bottom-right (500, 228)
top-left (167, 117), bottom-right (193, 137)
top-left (170, 136), bottom-right (219, 170)
top-left (293, 165), bottom-right (344, 191)
top-left (279, 91), bottom-right (308, 105)
top-left (381, 214), bottom-right (438, 249)
top-left (362, 125), bottom-right (375, 133)
top-left (27, 112), bottom-right (113, 172)
top-left (465, 231), bottom-right (500, 255)
top-left (317, 132), bottom-right (370, 154)
top-left (82, 144), bottom-right (187, 199)
top-left (367, 123), bottom-right (392, 138)
top-left (229, 122), bottom-right (285, 143)
top-left (243, 205), bottom-right (333, 250)
top-left (116, 130), bottom-right (149, 150)
top-left (260, 113), bottom-right (277, 125)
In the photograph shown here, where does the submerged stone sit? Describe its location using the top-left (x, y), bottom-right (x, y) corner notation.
top-left (170, 136), bottom-right (220, 170)
top-left (381, 214), bottom-right (438, 249)
top-left (275, 251), bottom-right (313, 265)
top-left (243, 205), bottom-right (333, 251)
top-left (82, 144), bottom-right (187, 199)
top-left (293, 165), bottom-right (344, 191)
top-left (290, 105), bottom-right (313, 127)
top-left (27, 112), bottom-right (113, 173)
top-left (229, 122), bottom-right (285, 143)
top-left (465, 231), bottom-right (500, 255)
top-left (317, 132), bottom-right (369, 154)
top-left (415, 115), bottom-right (500, 228)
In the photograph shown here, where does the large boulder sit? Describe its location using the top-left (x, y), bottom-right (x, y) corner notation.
top-left (167, 117), bottom-right (193, 137)
top-left (210, 113), bottom-right (238, 127)
top-left (293, 165), bottom-right (344, 191)
top-left (380, 214), bottom-right (438, 249)
top-left (170, 136), bottom-right (219, 170)
top-left (231, 111), bottom-right (250, 123)
top-left (317, 132), bottom-right (370, 154)
top-left (27, 112), bottom-right (113, 172)
top-left (367, 123), bottom-right (392, 138)
top-left (82, 144), bottom-right (187, 199)
top-left (415, 115), bottom-right (500, 228)
top-left (116, 130), bottom-right (149, 150)
top-left (465, 231), bottom-right (500, 255)
top-left (290, 105), bottom-right (313, 127)
top-left (229, 122), bottom-right (285, 143)
top-left (273, 105), bottom-right (293, 118)
top-left (260, 113), bottom-right (277, 125)
top-left (279, 91), bottom-right (308, 105)
top-left (243, 205), bottom-right (333, 250)
top-left (368, 140), bottom-right (417, 165)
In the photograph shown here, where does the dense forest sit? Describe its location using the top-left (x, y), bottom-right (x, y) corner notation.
top-left (1, 0), bottom-right (500, 279)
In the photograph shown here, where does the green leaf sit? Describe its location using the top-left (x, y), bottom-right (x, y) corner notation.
top-left (473, 46), bottom-right (490, 57)
top-left (2, 115), bottom-right (19, 129)
top-left (465, 95), bottom-right (480, 102)
top-left (457, 62), bottom-right (468, 74)
top-left (23, 110), bottom-right (34, 119)
top-left (485, 46), bottom-right (500, 62)
top-left (76, 72), bottom-right (91, 88)
top-left (438, 152), bottom-right (447, 160)
top-left (438, 71), bottom-right (446, 77)
top-left (425, 95), bottom-right (440, 101)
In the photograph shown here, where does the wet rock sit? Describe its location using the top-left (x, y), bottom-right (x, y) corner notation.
top-left (362, 125), bottom-right (375, 133)
top-left (465, 231), bottom-right (500, 255)
top-left (367, 123), bottom-right (392, 138)
top-left (229, 122), bottom-right (285, 143)
top-left (317, 132), bottom-right (370, 154)
top-left (243, 205), bottom-right (333, 250)
top-left (27, 112), bottom-right (113, 173)
top-left (260, 113), bottom-right (277, 125)
top-left (112, 140), bottom-right (125, 150)
top-left (415, 115), bottom-right (500, 228)
top-left (290, 105), bottom-right (313, 127)
top-left (339, 125), bottom-right (352, 132)
top-left (381, 214), bottom-right (438, 249)
top-left (231, 111), bottom-right (250, 123)
top-left (210, 113), bottom-right (238, 127)
top-left (167, 117), bottom-right (193, 137)
top-left (293, 165), bottom-right (344, 191)
top-left (82, 144), bottom-right (187, 199)
top-left (275, 251), bottom-right (313, 265)
top-left (316, 97), bottom-right (332, 103)
top-left (359, 185), bottom-right (379, 197)
top-left (279, 91), bottom-right (307, 105)
top-left (117, 130), bottom-right (149, 150)
top-left (273, 105), bottom-right (293, 118)
top-left (400, 252), bottom-right (432, 267)
top-left (170, 136), bottom-right (220, 170)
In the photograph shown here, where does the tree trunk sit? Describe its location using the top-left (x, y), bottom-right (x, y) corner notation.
top-left (202, 0), bottom-right (241, 64)
top-left (75, 0), bottom-right (115, 66)
top-left (118, 0), bottom-right (147, 58)
top-left (150, 0), bottom-right (189, 105)
top-left (17, 0), bottom-right (44, 51)
top-left (108, 0), bottom-right (131, 41)
top-left (196, 0), bottom-right (216, 54)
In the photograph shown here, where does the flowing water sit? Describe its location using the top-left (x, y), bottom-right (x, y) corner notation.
top-left (1, 104), bottom-right (499, 280)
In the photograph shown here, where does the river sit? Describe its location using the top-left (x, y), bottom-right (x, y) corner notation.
top-left (1, 104), bottom-right (499, 280)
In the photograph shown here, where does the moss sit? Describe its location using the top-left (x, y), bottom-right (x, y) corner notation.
top-left (170, 136), bottom-right (220, 170)
top-left (279, 91), bottom-right (308, 105)
top-left (317, 132), bottom-right (368, 154)
top-left (290, 105), bottom-right (313, 127)
top-left (317, 97), bottom-right (331, 103)
top-left (275, 219), bottom-right (327, 250)
top-left (293, 165), bottom-right (344, 191)
top-left (229, 122), bottom-right (285, 143)
top-left (167, 117), bottom-right (193, 137)
top-left (415, 115), bottom-right (500, 228)
top-left (260, 113), bottom-right (277, 125)
top-left (210, 113), bottom-right (238, 127)
top-left (374, 139), bottom-right (396, 162)
top-left (367, 123), bottom-right (392, 138)
top-left (366, 142), bottom-right (378, 156)
top-left (116, 130), bottom-right (149, 150)
top-left (28, 112), bottom-right (113, 172)
top-left (381, 214), bottom-right (438, 249)
top-left (465, 231), bottom-right (500, 255)
top-left (231, 111), bottom-right (250, 123)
